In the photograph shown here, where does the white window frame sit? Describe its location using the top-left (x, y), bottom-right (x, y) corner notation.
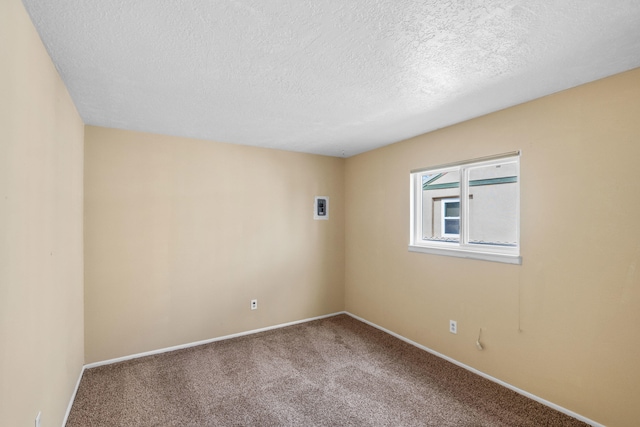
top-left (409, 152), bottom-right (521, 265)
top-left (441, 197), bottom-right (460, 238)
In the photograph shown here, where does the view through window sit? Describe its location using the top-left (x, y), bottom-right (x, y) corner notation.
top-left (410, 153), bottom-right (521, 264)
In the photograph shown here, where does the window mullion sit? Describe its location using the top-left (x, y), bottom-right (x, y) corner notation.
top-left (460, 166), bottom-right (468, 246)
top-left (414, 173), bottom-right (422, 244)
top-left (416, 172), bottom-right (427, 244)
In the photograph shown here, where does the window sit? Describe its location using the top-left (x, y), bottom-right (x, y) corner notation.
top-left (409, 152), bottom-right (521, 264)
top-left (442, 198), bottom-right (460, 238)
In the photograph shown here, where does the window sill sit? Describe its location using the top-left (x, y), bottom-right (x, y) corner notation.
top-left (408, 244), bottom-right (522, 265)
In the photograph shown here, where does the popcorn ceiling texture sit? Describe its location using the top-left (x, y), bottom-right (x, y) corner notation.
top-left (22, 0), bottom-right (640, 157)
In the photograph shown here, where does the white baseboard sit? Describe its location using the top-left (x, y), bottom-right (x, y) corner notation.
top-left (61, 365), bottom-right (85, 427)
top-left (71, 311), bottom-right (603, 427)
top-left (345, 311), bottom-right (604, 427)
top-left (84, 311), bottom-right (346, 370)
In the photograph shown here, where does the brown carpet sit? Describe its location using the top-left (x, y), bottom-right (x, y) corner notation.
top-left (66, 315), bottom-right (588, 426)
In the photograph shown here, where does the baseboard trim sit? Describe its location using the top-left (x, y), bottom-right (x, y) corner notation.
top-left (74, 311), bottom-right (602, 426)
top-left (345, 312), bottom-right (603, 427)
top-left (84, 311), bottom-right (346, 370)
top-left (61, 365), bottom-right (85, 427)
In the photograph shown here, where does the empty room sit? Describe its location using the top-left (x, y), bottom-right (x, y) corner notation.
top-left (2, 0), bottom-right (640, 426)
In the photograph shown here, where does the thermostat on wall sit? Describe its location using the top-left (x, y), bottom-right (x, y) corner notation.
top-left (314, 196), bottom-right (329, 220)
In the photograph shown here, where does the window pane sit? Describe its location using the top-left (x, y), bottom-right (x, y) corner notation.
top-left (444, 201), bottom-right (460, 217)
top-left (467, 161), bottom-right (518, 247)
top-left (444, 218), bottom-right (460, 234)
top-left (421, 169), bottom-right (460, 242)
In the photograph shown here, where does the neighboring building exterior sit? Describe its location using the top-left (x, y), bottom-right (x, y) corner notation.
top-left (422, 162), bottom-right (518, 247)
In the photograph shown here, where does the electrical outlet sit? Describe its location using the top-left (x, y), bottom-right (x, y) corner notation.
top-left (35, 412), bottom-right (41, 427)
top-left (250, 299), bottom-right (258, 310)
top-left (449, 320), bottom-right (457, 334)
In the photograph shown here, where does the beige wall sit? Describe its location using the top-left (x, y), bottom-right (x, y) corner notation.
top-left (0, 1), bottom-right (85, 426)
top-left (4, 3), bottom-right (638, 423)
top-left (84, 127), bottom-right (345, 363)
top-left (345, 68), bottom-right (640, 427)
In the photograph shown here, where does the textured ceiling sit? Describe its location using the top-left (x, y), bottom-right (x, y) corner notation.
top-left (22, 0), bottom-right (640, 157)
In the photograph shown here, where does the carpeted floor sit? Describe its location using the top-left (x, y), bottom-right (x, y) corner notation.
top-left (67, 315), bottom-right (588, 426)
